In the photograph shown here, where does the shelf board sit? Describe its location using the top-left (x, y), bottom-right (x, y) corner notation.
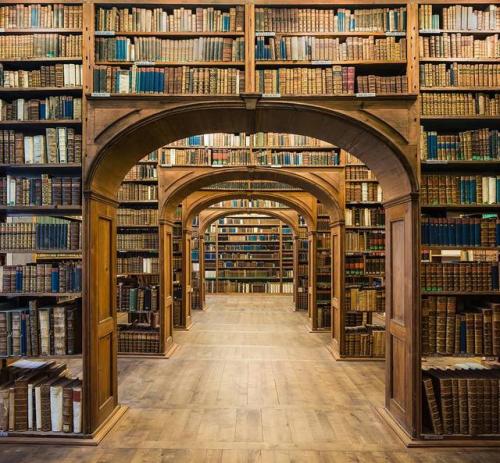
top-left (118, 200), bottom-right (158, 204)
top-left (257, 31), bottom-right (405, 37)
top-left (419, 29), bottom-right (500, 35)
top-left (0, 163), bottom-right (82, 171)
top-left (255, 59), bottom-right (406, 66)
top-left (422, 245), bottom-right (499, 251)
top-left (0, 292), bottom-right (81, 297)
top-left (0, 120), bottom-right (82, 126)
top-left (422, 291), bottom-right (500, 296)
top-left (0, 57), bottom-right (82, 63)
top-left (117, 224), bottom-right (158, 228)
top-left (420, 86), bottom-right (500, 92)
top-left (421, 204), bottom-right (500, 210)
top-left (346, 178), bottom-right (379, 183)
top-left (419, 57), bottom-right (500, 63)
top-left (0, 86), bottom-right (83, 94)
top-left (0, 205), bottom-right (82, 213)
top-left (421, 160), bottom-right (500, 168)
top-left (96, 30), bottom-right (244, 37)
top-left (0, 28), bottom-right (81, 34)
top-left (117, 273), bottom-right (159, 277)
top-left (121, 178), bottom-right (158, 183)
top-left (345, 226), bottom-right (385, 230)
top-left (421, 115), bottom-right (500, 121)
top-left (95, 60), bottom-right (245, 67)
top-left (116, 249), bottom-right (159, 253)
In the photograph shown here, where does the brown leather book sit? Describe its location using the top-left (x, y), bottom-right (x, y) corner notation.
top-left (423, 377), bottom-right (443, 434)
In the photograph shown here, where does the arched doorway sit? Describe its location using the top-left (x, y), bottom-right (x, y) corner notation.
top-left (84, 100), bottom-right (419, 439)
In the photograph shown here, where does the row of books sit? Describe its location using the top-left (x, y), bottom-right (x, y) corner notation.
top-left (167, 132), bottom-right (247, 147)
top-left (204, 181), bottom-right (298, 191)
top-left (117, 208), bottom-right (157, 226)
top-left (0, 262), bottom-right (82, 294)
top-left (420, 63), bottom-right (500, 88)
top-left (217, 252), bottom-right (280, 261)
top-left (218, 226), bottom-right (279, 233)
top-left (0, 128), bottom-right (82, 165)
top-left (0, 97), bottom-right (82, 121)
top-left (255, 7), bottom-right (407, 33)
top-left (0, 360), bottom-right (82, 433)
top-left (95, 6), bottom-right (245, 33)
top-left (117, 326), bottom-right (159, 354)
top-left (116, 284), bottom-right (159, 313)
top-left (345, 207), bottom-right (385, 228)
top-left (117, 257), bottom-right (158, 275)
top-left (345, 287), bottom-right (385, 312)
top-left (421, 262), bottom-right (499, 292)
top-left (421, 175), bottom-right (500, 205)
top-left (421, 217), bottom-right (499, 247)
top-left (421, 296), bottom-right (500, 356)
top-left (346, 183), bottom-right (383, 203)
top-left (210, 199), bottom-right (285, 209)
top-left (0, 305), bottom-right (80, 357)
top-left (205, 280), bottom-right (287, 294)
top-left (95, 37), bottom-right (245, 62)
top-left (256, 67), bottom-right (356, 96)
top-left (93, 65), bottom-right (244, 95)
top-left (420, 128), bottom-right (499, 161)
top-left (419, 4), bottom-right (499, 31)
top-left (345, 166), bottom-right (375, 180)
top-left (345, 256), bottom-right (385, 276)
top-left (420, 93), bottom-right (500, 116)
top-left (123, 164), bottom-right (157, 181)
top-left (344, 325), bottom-right (385, 358)
top-left (345, 311), bottom-right (372, 328)
top-left (419, 34), bottom-right (499, 59)
top-left (317, 306), bottom-right (331, 329)
top-left (357, 75), bottom-right (407, 94)
top-left (0, 35), bottom-right (82, 60)
top-left (217, 269), bottom-right (279, 278)
top-left (0, 219), bottom-right (80, 251)
top-left (0, 4), bottom-right (82, 29)
top-left (218, 217), bottom-right (281, 226)
top-left (117, 233), bottom-right (159, 250)
top-left (218, 261), bottom-right (278, 269)
top-left (252, 132), bottom-right (328, 148)
top-left (255, 36), bottom-right (406, 61)
top-left (0, 175), bottom-right (81, 207)
top-left (422, 367), bottom-right (500, 436)
top-left (345, 231), bottom-right (385, 251)
top-left (0, 64), bottom-right (82, 90)
top-left (117, 184), bottom-right (157, 201)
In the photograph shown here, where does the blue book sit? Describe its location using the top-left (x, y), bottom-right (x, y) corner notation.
top-left (51, 269), bottom-right (60, 292)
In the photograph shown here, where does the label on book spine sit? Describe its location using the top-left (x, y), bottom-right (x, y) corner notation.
top-left (270, 164), bottom-right (282, 168)
top-left (262, 93), bottom-right (281, 98)
top-left (425, 160), bottom-right (448, 164)
top-left (419, 29), bottom-right (441, 34)
top-left (211, 164), bottom-right (225, 167)
top-left (311, 60), bottom-right (332, 65)
top-left (0, 28), bottom-right (5, 33)
top-left (95, 30), bottom-right (115, 36)
top-left (91, 92), bottom-right (111, 97)
top-left (385, 31), bottom-right (406, 36)
top-left (135, 61), bottom-right (155, 66)
top-left (356, 92), bottom-right (376, 98)
top-left (255, 32), bottom-right (275, 37)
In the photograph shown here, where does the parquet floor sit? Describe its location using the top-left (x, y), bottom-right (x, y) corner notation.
top-left (1, 294), bottom-right (499, 462)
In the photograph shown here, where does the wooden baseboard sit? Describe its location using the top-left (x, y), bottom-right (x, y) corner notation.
top-left (0, 405), bottom-right (128, 446)
top-left (165, 342), bottom-right (180, 358)
top-left (375, 406), bottom-right (500, 447)
top-left (325, 343), bottom-right (385, 362)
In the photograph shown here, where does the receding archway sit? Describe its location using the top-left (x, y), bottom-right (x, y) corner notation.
top-left (83, 99), bottom-right (419, 440)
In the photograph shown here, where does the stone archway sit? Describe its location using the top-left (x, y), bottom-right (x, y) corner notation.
top-left (84, 98), bottom-right (419, 440)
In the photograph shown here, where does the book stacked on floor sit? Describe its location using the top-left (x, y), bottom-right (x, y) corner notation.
top-left (0, 359), bottom-right (82, 434)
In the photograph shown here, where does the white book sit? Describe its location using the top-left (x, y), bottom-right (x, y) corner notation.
top-left (33, 135), bottom-right (44, 164)
top-left (35, 385), bottom-right (42, 431)
top-left (24, 136), bottom-right (34, 164)
top-left (118, 71), bottom-right (130, 93)
top-left (488, 177), bottom-right (496, 204)
top-left (63, 64), bottom-right (70, 87)
top-left (361, 182), bottom-right (368, 202)
top-left (50, 383), bottom-right (64, 432)
top-left (482, 176), bottom-right (489, 204)
top-left (57, 127), bottom-right (67, 163)
top-left (16, 99), bottom-right (25, 121)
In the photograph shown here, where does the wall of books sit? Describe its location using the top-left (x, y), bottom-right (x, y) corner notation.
top-left (418, 2), bottom-right (500, 440)
top-left (0, 1), bottom-right (84, 436)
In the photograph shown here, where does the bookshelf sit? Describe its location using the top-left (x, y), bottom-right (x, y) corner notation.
top-left (0, 0), bottom-right (84, 439)
top-left (116, 157), bottom-right (162, 355)
top-left (418, 2), bottom-right (500, 442)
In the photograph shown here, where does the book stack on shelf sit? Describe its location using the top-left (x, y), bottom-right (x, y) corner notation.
top-left (172, 208), bottom-right (183, 327)
top-left (190, 216), bottom-right (201, 311)
top-left (342, 154), bottom-right (385, 358)
top-left (418, 2), bottom-right (500, 439)
top-left (316, 204), bottom-right (332, 330)
top-left (296, 219), bottom-right (308, 311)
top-left (205, 215), bottom-right (293, 295)
top-left (0, 2), bottom-right (84, 438)
top-left (92, 5), bottom-right (245, 96)
top-left (116, 155), bottom-right (160, 354)
top-left (254, 5), bottom-right (408, 97)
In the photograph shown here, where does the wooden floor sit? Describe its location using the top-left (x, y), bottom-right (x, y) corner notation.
top-left (1, 294), bottom-right (500, 462)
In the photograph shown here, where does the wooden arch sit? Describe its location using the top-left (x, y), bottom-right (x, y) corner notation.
top-left (84, 97), bottom-right (420, 441)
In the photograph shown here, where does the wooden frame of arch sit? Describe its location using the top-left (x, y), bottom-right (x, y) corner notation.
top-left (158, 173), bottom-right (342, 333)
top-left (196, 207), bottom-right (301, 311)
top-left (179, 192), bottom-right (311, 319)
top-left (84, 97), bottom-right (420, 441)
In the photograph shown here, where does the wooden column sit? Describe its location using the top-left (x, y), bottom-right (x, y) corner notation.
top-left (83, 193), bottom-right (119, 433)
top-left (292, 235), bottom-right (299, 310)
top-left (181, 227), bottom-right (193, 329)
top-left (330, 220), bottom-right (345, 352)
top-left (199, 236), bottom-right (207, 310)
top-left (308, 230), bottom-right (318, 330)
top-left (159, 219), bottom-right (175, 354)
top-left (383, 193), bottom-right (420, 438)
